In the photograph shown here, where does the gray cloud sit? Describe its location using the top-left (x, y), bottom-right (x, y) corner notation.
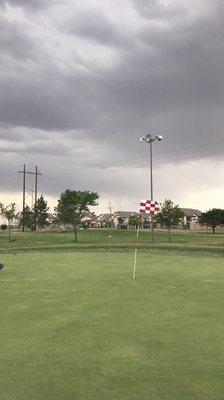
top-left (1, 1), bottom-right (222, 137)
top-left (0, 0), bottom-right (224, 210)
top-left (130, 0), bottom-right (187, 20)
top-left (0, 16), bottom-right (36, 61)
top-left (0, 66), bottom-right (102, 130)
top-left (66, 8), bottom-right (133, 48)
top-left (0, 0), bottom-right (51, 10)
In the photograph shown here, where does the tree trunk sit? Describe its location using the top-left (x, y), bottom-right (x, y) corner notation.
top-left (8, 221), bottom-right (11, 242)
top-left (168, 226), bottom-right (171, 242)
top-left (212, 226), bottom-right (215, 234)
top-left (73, 225), bottom-right (78, 242)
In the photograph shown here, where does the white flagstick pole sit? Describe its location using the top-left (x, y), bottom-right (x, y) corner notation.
top-left (132, 225), bottom-right (139, 279)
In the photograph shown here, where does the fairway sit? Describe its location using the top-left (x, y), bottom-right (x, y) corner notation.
top-left (1, 250), bottom-right (224, 399)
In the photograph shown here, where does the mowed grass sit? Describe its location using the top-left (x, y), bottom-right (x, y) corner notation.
top-left (1, 228), bottom-right (224, 254)
top-left (1, 251), bottom-right (224, 399)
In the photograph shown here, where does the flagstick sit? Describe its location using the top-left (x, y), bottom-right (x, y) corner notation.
top-left (132, 226), bottom-right (139, 279)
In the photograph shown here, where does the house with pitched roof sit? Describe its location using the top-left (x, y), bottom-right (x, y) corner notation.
top-left (80, 213), bottom-right (98, 228)
top-left (112, 211), bottom-right (139, 228)
top-left (180, 208), bottom-right (202, 230)
top-left (96, 213), bottom-right (113, 228)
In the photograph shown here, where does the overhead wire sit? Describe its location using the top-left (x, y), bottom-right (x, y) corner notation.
top-left (42, 138), bottom-right (224, 182)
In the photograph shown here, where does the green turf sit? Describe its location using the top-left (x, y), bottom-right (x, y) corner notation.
top-left (1, 250), bottom-right (224, 399)
top-left (1, 228), bottom-right (224, 255)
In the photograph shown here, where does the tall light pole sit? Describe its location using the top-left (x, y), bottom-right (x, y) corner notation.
top-left (140, 133), bottom-right (163, 242)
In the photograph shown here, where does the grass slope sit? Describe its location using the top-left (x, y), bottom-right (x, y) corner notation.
top-left (0, 229), bottom-right (224, 255)
top-left (1, 251), bottom-right (224, 399)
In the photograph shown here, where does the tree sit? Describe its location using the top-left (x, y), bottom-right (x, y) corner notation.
top-left (117, 216), bottom-right (125, 228)
top-left (34, 194), bottom-right (49, 229)
top-left (0, 202), bottom-right (16, 242)
top-left (156, 199), bottom-right (184, 242)
top-left (20, 205), bottom-right (34, 230)
top-left (55, 190), bottom-right (99, 241)
top-left (199, 209), bottom-right (224, 234)
top-left (128, 215), bottom-right (142, 229)
top-left (0, 224), bottom-right (7, 231)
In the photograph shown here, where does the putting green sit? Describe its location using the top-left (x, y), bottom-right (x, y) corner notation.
top-left (0, 251), bottom-right (224, 399)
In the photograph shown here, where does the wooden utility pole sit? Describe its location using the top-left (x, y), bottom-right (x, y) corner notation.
top-left (34, 166), bottom-right (41, 231)
top-left (22, 164), bottom-right (26, 232)
top-left (18, 165), bottom-right (42, 231)
top-left (17, 164), bottom-right (26, 232)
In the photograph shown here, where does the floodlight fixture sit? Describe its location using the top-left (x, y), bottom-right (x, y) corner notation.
top-left (140, 133), bottom-right (163, 143)
top-left (155, 135), bottom-right (163, 141)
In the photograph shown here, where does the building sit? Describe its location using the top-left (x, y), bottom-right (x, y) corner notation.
top-left (180, 208), bottom-right (202, 230)
top-left (112, 211), bottom-right (139, 228)
top-left (96, 213), bottom-right (113, 228)
top-left (80, 213), bottom-right (98, 228)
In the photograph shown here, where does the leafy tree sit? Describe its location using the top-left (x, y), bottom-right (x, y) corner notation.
top-left (0, 224), bottom-right (7, 231)
top-left (117, 216), bottom-right (125, 228)
top-left (34, 194), bottom-right (49, 229)
top-left (156, 199), bottom-right (184, 242)
top-left (81, 221), bottom-right (88, 229)
top-left (199, 209), bottom-right (224, 234)
top-left (0, 202), bottom-right (16, 242)
top-left (108, 219), bottom-right (114, 228)
top-left (55, 190), bottom-right (99, 241)
top-left (20, 205), bottom-right (34, 230)
top-left (128, 215), bottom-right (142, 229)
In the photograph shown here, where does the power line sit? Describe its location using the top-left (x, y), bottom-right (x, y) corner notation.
top-left (43, 137), bottom-right (224, 179)
top-left (22, 139), bottom-right (224, 193)
top-left (40, 147), bottom-right (224, 185)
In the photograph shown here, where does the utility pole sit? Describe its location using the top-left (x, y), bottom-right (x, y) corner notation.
top-left (18, 165), bottom-right (42, 231)
top-left (34, 166), bottom-right (41, 231)
top-left (19, 164), bottom-right (26, 232)
top-left (108, 202), bottom-right (113, 215)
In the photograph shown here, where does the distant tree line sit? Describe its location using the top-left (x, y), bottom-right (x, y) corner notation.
top-left (0, 190), bottom-right (99, 242)
top-left (20, 190), bottom-right (99, 242)
top-left (1, 190), bottom-right (224, 244)
top-left (20, 194), bottom-right (49, 231)
top-left (198, 209), bottom-right (224, 234)
top-left (155, 201), bottom-right (224, 238)
top-left (127, 200), bottom-right (224, 241)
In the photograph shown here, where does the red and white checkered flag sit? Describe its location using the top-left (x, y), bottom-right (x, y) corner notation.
top-left (140, 199), bottom-right (160, 215)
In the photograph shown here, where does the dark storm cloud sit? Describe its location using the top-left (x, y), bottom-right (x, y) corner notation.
top-left (0, 66), bottom-right (102, 130)
top-left (0, 0), bottom-right (222, 140)
top-left (0, 0), bottom-right (224, 201)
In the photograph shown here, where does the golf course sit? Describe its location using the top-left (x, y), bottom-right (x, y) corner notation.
top-left (1, 229), bottom-right (224, 399)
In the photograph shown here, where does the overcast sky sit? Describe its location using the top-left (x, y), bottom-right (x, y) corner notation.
top-left (0, 0), bottom-right (224, 213)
